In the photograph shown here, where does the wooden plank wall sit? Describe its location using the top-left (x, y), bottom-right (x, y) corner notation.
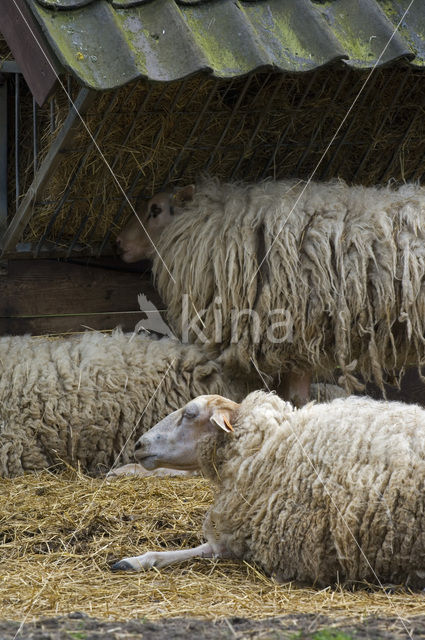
top-left (0, 258), bottom-right (166, 336)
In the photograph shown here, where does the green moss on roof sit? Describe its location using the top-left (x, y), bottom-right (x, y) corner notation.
top-left (182, 9), bottom-right (260, 76)
top-left (331, 20), bottom-right (376, 66)
top-left (378, 0), bottom-right (425, 66)
top-left (257, 9), bottom-right (314, 62)
top-left (23, 0), bottom-right (425, 92)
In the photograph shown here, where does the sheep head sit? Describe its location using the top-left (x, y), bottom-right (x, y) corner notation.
top-left (116, 184), bottom-right (195, 262)
top-left (134, 394), bottom-right (239, 471)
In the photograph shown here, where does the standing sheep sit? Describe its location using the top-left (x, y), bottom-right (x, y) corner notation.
top-left (0, 329), bottom-right (249, 477)
top-left (117, 179), bottom-right (425, 397)
top-left (115, 185), bottom-right (194, 263)
top-left (112, 391), bottom-right (425, 588)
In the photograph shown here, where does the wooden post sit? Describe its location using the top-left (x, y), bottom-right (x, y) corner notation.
top-left (0, 74), bottom-right (7, 239)
top-left (0, 73), bottom-right (8, 274)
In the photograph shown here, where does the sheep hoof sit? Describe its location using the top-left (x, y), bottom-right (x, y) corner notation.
top-left (111, 560), bottom-right (135, 572)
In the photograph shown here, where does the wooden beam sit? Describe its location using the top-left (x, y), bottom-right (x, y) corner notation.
top-left (0, 258), bottom-right (167, 337)
top-left (0, 312), bottom-right (150, 337)
top-left (0, 87), bottom-right (96, 258)
top-left (0, 76), bottom-right (7, 239)
top-left (0, 61), bottom-right (21, 74)
top-left (0, 0), bottom-right (59, 106)
top-left (0, 258), bottom-right (161, 315)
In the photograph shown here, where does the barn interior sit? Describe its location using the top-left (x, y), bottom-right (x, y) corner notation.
top-left (2, 1), bottom-right (425, 632)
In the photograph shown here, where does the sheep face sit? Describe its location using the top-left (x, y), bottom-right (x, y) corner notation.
top-left (134, 394), bottom-right (239, 471)
top-left (116, 185), bottom-right (195, 262)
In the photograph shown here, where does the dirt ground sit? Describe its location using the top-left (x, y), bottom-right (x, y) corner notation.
top-left (1, 613), bottom-right (424, 640)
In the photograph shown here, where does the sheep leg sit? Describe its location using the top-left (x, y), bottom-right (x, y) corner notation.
top-left (106, 463), bottom-right (152, 479)
top-left (111, 542), bottom-right (217, 572)
top-left (106, 463), bottom-right (192, 479)
top-left (279, 372), bottom-right (311, 407)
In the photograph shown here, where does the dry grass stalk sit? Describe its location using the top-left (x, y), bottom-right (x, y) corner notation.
top-left (1, 471), bottom-right (424, 622)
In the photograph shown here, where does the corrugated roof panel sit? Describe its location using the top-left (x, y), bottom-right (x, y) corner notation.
top-left (315, 0), bottom-right (413, 68)
top-left (237, 0), bottom-right (348, 71)
top-left (177, 1), bottom-right (270, 77)
top-left (30, 1), bottom-right (145, 88)
top-left (378, 0), bottom-right (425, 66)
top-left (36, 0), bottom-right (92, 7)
top-left (11, 0), bottom-right (425, 95)
top-left (113, 2), bottom-right (211, 82)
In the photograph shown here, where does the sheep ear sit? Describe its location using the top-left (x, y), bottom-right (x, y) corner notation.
top-left (173, 185), bottom-right (195, 206)
top-left (210, 411), bottom-right (234, 433)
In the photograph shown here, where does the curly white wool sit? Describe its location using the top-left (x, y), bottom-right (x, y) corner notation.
top-left (0, 330), bottom-right (245, 477)
top-left (200, 392), bottom-right (425, 587)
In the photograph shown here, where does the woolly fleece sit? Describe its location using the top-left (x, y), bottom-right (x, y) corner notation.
top-left (153, 179), bottom-right (425, 390)
top-left (0, 330), bottom-right (242, 477)
top-left (198, 391), bottom-right (425, 587)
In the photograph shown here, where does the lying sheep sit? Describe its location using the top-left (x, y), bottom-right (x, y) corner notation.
top-left (117, 179), bottom-right (425, 397)
top-left (112, 391), bottom-right (425, 588)
top-left (0, 328), bottom-right (345, 477)
top-left (0, 330), bottom-right (247, 477)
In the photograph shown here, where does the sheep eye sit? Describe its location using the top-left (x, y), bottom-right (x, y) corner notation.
top-left (150, 204), bottom-right (162, 219)
top-left (184, 405), bottom-right (199, 420)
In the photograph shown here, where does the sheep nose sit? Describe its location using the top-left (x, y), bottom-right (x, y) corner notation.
top-left (115, 237), bottom-right (124, 256)
top-left (133, 439), bottom-right (145, 462)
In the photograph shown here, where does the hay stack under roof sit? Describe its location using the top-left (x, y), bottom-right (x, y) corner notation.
top-left (7, 66), bottom-right (425, 252)
top-left (1, 471), bottom-right (425, 622)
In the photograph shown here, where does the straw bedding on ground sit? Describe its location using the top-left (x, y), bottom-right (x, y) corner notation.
top-left (1, 471), bottom-right (424, 623)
